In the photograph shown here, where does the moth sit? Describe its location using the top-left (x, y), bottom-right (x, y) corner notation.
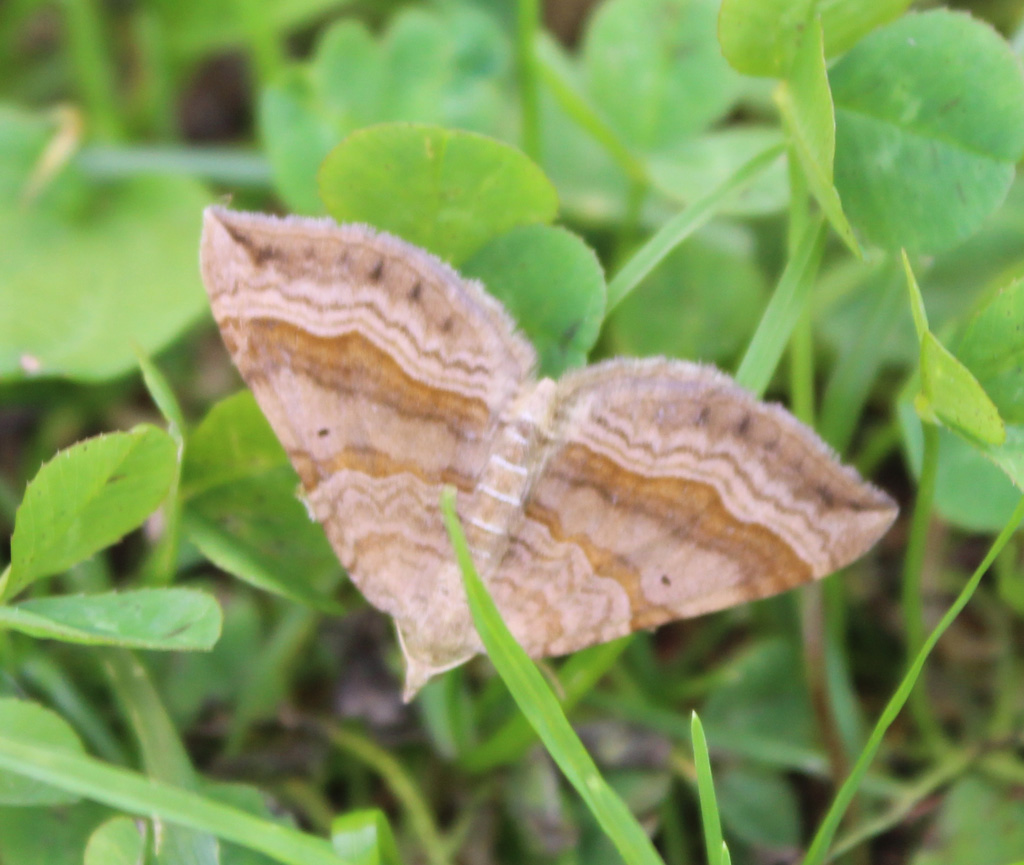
top-left (200, 207), bottom-right (897, 698)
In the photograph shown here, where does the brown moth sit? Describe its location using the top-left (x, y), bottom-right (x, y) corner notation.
top-left (200, 207), bottom-right (897, 698)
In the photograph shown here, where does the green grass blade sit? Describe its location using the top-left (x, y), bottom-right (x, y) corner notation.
top-left (0, 736), bottom-right (344, 865)
top-left (230, 0), bottom-right (285, 83)
top-left (735, 216), bottom-right (826, 397)
top-left (326, 725), bottom-right (451, 865)
top-left (691, 712), bottom-right (724, 865)
top-left (63, 0), bottom-right (124, 139)
top-left (801, 493), bottom-right (1024, 865)
top-left (829, 747), bottom-right (974, 860)
top-left (440, 488), bottom-right (665, 865)
top-left (900, 422), bottom-right (946, 750)
top-left (606, 142), bottom-right (784, 312)
top-left (134, 349), bottom-right (186, 445)
top-left (102, 650), bottom-right (197, 785)
top-left (134, 349), bottom-right (184, 585)
top-left (818, 264), bottom-right (904, 452)
top-left (225, 606), bottom-right (319, 757)
top-left (516, 0), bottom-right (541, 161)
top-left (103, 649), bottom-right (217, 862)
top-left (17, 654), bottom-right (129, 765)
top-left (534, 36), bottom-right (649, 187)
top-left (459, 636), bottom-right (630, 773)
top-left (0, 698), bottom-right (86, 806)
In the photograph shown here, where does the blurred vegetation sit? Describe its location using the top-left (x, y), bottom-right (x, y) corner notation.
top-left (2, 1), bottom-right (1024, 864)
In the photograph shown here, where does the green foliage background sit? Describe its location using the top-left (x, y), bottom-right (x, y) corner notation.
top-left (2, 1), bottom-right (1024, 864)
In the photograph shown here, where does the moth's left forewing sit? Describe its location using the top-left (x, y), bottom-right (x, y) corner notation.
top-left (199, 208), bottom-right (539, 685)
top-left (493, 358), bottom-right (897, 658)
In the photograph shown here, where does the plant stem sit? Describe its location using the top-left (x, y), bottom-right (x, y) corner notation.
top-left (818, 266), bottom-right (902, 452)
top-left (231, 0), bottom-right (285, 85)
top-left (985, 593), bottom-right (1019, 741)
top-left (786, 145), bottom-right (810, 256)
top-left (326, 724), bottom-right (451, 865)
top-left (534, 37), bottom-right (648, 188)
top-left (901, 421), bottom-right (945, 751)
top-left (18, 653), bottom-right (129, 765)
top-left (0, 565), bottom-right (12, 604)
top-left (785, 148), bottom-right (860, 826)
top-left (102, 650), bottom-right (197, 786)
top-left (516, 0), bottom-right (541, 161)
top-left (801, 582), bottom-right (851, 781)
top-left (989, 543), bottom-right (1023, 740)
top-left (459, 636), bottom-right (630, 773)
top-left (801, 494), bottom-right (1024, 865)
top-left (607, 143), bottom-right (785, 312)
top-left (78, 145), bottom-right (273, 186)
top-left (823, 581), bottom-right (865, 758)
top-left (61, 0), bottom-right (125, 139)
top-left (0, 738), bottom-right (344, 865)
top-left (131, 9), bottom-right (176, 138)
top-left (979, 748), bottom-right (1024, 786)
top-left (784, 143), bottom-right (813, 423)
top-left (828, 745), bottom-right (976, 861)
top-left (225, 606), bottom-right (319, 757)
top-left (735, 216), bottom-right (826, 397)
top-left (0, 474), bottom-right (19, 527)
top-left (659, 787), bottom-right (695, 865)
top-left (790, 309), bottom-right (816, 425)
top-left (854, 420), bottom-right (901, 479)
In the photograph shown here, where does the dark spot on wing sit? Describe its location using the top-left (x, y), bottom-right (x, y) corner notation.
top-left (222, 223), bottom-right (275, 265)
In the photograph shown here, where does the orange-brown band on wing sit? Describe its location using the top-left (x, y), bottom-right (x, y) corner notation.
top-left (230, 319), bottom-right (494, 432)
top-left (222, 317), bottom-right (496, 491)
top-left (550, 358), bottom-right (897, 577)
top-left (524, 441), bottom-right (814, 632)
top-left (295, 444), bottom-right (477, 494)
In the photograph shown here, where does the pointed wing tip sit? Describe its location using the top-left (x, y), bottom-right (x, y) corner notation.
top-left (199, 206), bottom-right (257, 305)
top-left (399, 655), bottom-right (445, 703)
top-left (862, 480), bottom-right (900, 542)
top-left (199, 207), bottom-right (231, 282)
top-left (200, 204), bottom-right (236, 244)
top-left (401, 672), bottom-right (427, 704)
top-left (396, 626), bottom-right (479, 703)
top-left (824, 488), bottom-right (899, 576)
